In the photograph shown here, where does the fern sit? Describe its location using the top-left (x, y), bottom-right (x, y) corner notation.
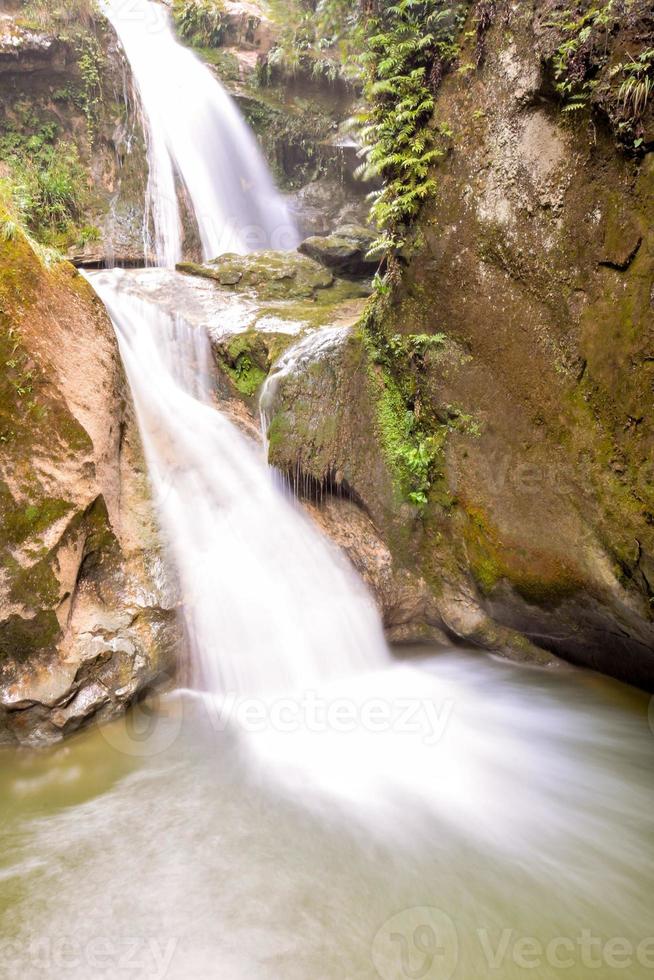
top-left (550, 1), bottom-right (619, 111)
top-left (617, 48), bottom-right (654, 118)
top-left (356, 1), bottom-right (468, 260)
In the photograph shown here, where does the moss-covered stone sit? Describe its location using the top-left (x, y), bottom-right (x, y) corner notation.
top-left (0, 225), bottom-right (179, 745)
top-left (214, 331), bottom-right (270, 397)
top-left (299, 225), bottom-right (378, 277)
top-left (179, 250), bottom-right (335, 299)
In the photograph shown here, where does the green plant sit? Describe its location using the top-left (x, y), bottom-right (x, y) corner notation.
top-left (361, 301), bottom-right (456, 508)
top-left (550, 1), bottom-right (619, 113)
top-left (355, 1), bottom-right (468, 259)
top-left (76, 224), bottom-right (101, 246)
top-left (0, 124), bottom-right (87, 243)
top-left (16, 0), bottom-right (98, 32)
top-left (257, 0), bottom-right (357, 86)
top-left (548, 2), bottom-right (653, 149)
top-left (0, 217), bottom-right (19, 242)
top-left (617, 48), bottom-right (654, 118)
top-left (76, 35), bottom-right (103, 139)
top-left (173, 0), bottom-right (226, 48)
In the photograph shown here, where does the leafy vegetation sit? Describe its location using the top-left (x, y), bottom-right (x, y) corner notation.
top-left (0, 2), bottom-right (109, 246)
top-left (614, 47), bottom-right (654, 145)
top-left (173, 0), bottom-right (226, 48)
top-left (355, 1), bottom-right (468, 260)
top-left (550, 1), bottom-right (619, 114)
top-left (549, 0), bottom-right (653, 149)
top-left (215, 334), bottom-right (269, 398)
top-left (0, 121), bottom-right (88, 246)
top-left (361, 303), bottom-right (471, 509)
top-left (257, 0), bottom-right (357, 86)
top-left (75, 34), bottom-right (104, 141)
top-left (15, 0), bottom-right (98, 32)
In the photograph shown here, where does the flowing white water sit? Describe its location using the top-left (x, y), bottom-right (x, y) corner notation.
top-left (92, 0), bottom-right (384, 696)
top-left (92, 270), bottom-right (387, 695)
top-left (101, 0), bottom-right (298, 263)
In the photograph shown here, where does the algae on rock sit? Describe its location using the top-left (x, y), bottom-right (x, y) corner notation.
top-left (0, 221), bottom-right (178, 746)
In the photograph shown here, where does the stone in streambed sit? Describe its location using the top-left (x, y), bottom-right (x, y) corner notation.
top-left (179, 250), bottom-right (335, 300)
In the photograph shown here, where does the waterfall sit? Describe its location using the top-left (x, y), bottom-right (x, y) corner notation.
top-left (101, 0), bottom-right (299, 262)
top-left (93, 271), bottom-right (388, 695)
top-left (89, 1), bottom-right (388, 696)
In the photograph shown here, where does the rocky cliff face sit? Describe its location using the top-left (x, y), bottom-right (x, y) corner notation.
top-left (0, 225), bottom-right (178, 746)
top-left (261, 2), bottom-right (654, 688)
top-left (0, 1), bottom-right (149, 265)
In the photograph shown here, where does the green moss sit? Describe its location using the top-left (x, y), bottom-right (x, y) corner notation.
top-left (179, 252), bottom-right (334, 300)
top-left (193, 46), bottom-right (240, 80)
top-left (267, 412), bottom-right (293, 454)
top-left (368, 362), bottom-right (434, 506)
top-left (179, 254), bottom-right (370, 333)
top-left (463, 503), bottom-right (586, 605)
top-left (360, 301), bottom-right (464, 510)
top-left (215, 332), bottom-right (270, 398)
top-left (7, 554), bottom-right (61, 608)
top-left (0, 487), bottom-right (73, 547)
top-left (0, 610), bottom-right (60, 662)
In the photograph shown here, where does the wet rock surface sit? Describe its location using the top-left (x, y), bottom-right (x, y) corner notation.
top-left (351, 4), bottom-right (654, 688)
top-left (0, 231), bottom-right (179, 746)
top-left (298, 225), bottom-right (378, 278)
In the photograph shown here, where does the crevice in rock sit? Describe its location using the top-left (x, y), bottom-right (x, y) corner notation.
top-left (72, 257), bottom-right (149, 271)
top-left (272, 462), bottom-right (369, 515)
top-left (598, 236), bottom-right (643, 271)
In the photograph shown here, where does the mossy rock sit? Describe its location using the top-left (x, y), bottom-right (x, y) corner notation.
top-left (179, 250), bottom-right (335, 300)
top-left (298, 225), bottom-right (378, 278)
top-left (213, 331), bottom-right (271, 397)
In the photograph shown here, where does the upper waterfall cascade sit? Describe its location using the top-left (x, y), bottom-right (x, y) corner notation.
top-left (101, 0), bottom-right (299, 264)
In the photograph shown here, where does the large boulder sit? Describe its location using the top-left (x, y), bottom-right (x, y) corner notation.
top-left (240, 5), bottom-right (654, 688)
top-left (0, 223), bottom-right (178, 746)
top-left (353, 4), bottom-right (654, 687)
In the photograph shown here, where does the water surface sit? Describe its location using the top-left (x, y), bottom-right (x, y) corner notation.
top-left (1, 649), bottom-right (652, 979)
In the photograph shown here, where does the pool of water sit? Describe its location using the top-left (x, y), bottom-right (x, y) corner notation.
top-left (1, 649), bottom-right (652, 979)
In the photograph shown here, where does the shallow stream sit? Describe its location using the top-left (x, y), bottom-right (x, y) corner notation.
top-left (1, 649), bottom-right (652, 979)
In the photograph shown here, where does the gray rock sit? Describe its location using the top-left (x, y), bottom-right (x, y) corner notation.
top-left (298, 225), bottom-right (378, 278)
